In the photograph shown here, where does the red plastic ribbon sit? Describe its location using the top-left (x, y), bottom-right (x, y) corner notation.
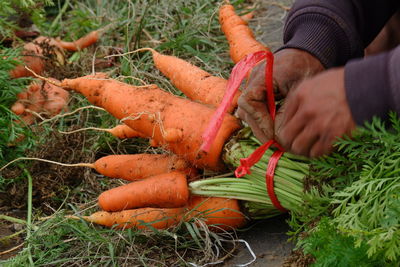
top-left (200, 50), bottom-right (286, 212)
top-left (235, 140), bottom-right (275, 177)
top-left (266, 150), bottom-right (286, 212)
top-left (201, 51), bottom-right (269, 152)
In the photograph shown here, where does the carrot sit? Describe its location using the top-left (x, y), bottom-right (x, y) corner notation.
top-left (21, 83), bottom-right (45, 124)
top-left (55, 74), bottom-right (240, 170)
top-left (11, 102), bottom-right (25, 115)
top-left (17, 92), bottom-right (28, 100)
top-left (10, 30), bottom-right (99, 78)
top-left (219, 4), bottom-right (269, 63)
top-left (88, 154), bottom-right (190, 181)
top-left (136, 48), bottom-right (240, 113)
top-left (187, 196), bottom-right (246, 231)
top-left (104, 124), bottom-right (148, 139)
top-left (240, 11), bottom-right (254, 22)
top-left (77, 196), bottom-right (245, 231)
top-left (80, 207), bottom-right (185, 230)
top-left (54, 30), bottom-right (100, 51)
top-left (42, 79), bottom-right (70, 116)
top-left (98, 171), bottom-right (189, 211)
top-left (10, 42), bottom-right (45, 78)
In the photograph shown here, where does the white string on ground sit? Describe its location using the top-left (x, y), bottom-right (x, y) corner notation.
top-left (187, 238), bottom-right (256, 267)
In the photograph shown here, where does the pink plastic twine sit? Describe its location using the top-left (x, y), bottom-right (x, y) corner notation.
top-left (201, 50), bottom-right (287, 212)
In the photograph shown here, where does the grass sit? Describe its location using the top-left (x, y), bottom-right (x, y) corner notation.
top-left (0, 0), bottom-right (264, 265)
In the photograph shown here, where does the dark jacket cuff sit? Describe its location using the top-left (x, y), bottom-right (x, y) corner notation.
top-left (344, 52), bottom-right (394, 125)
top-left (279, 7), bottom-right (362, 68)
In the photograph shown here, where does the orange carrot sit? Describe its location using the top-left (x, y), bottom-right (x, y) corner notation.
top-left (21, 83), bottom-right (45, 124)
top-left (10, 31), bottom-right (99, 78)
top-left (11, 102), bottom-right (25, 115)
top-left (42, 79), bottom-right (70, 116)
top-left (54, 30), bottom-right (100, 51)
top-left (105, 124), bottom-right (148, 139)
top-left (10, 42), bottom-right (45, 78)
top-left (78, 196), bottom-right (245, 231)
top-left (137, 48), bottom-right (240, 113)
top-left (80, 207), bottom-right (185, 230)
top-left (219, 4), bottom-right (269, 63)
top-left (98, 171), bottom-right (189, 211)
top-left (240, 11), bottom-right (254, 22)
top-left (187, 196), bottom-right (246, 231)
top-left (57, 74), bottom-right (240, 170)
top-left (88, 154), bottom-right (190, 181)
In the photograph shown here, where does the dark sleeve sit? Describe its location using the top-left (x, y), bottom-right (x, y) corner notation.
top-left (345, 46), bottom-right (400, 124)
top-left (279, 0), bottom-right (399, 68)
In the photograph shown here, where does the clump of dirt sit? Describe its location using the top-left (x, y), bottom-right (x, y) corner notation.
top-left (1, 128), bottom-right (100, 214)
top-left (36, 38), bottom-right (119, 80)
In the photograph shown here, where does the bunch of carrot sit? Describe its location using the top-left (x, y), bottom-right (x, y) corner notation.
top-left (30, 3), bottom-right (273, 231)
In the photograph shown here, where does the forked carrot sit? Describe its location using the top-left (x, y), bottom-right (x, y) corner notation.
top-left (51, 73), bottom-right (240, 170)
top-left (135, 48), bottom-right (240, 113)
top-left (98, 171), bottom-right (189, 211)
top-left (219, 4), bottom-right (269, 63)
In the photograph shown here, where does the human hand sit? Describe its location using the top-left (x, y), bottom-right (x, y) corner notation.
top-left (236, 48), bottom-right (325, 143)
top-left (275, 67), bottom-right (356, 157)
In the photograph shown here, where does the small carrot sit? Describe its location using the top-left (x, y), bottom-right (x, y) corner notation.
top-left (98, 171), bottom-right (189, 211)
top-left (20, 83), bottom-right (45, 124)
top-left (42, 79), bottom-right (70, 116)
top-left (11, 102), bottom-right (25, 115)
top-left (79, 207), bottom-right (185, 230)
top-left (104, 124), bottom-right (148, 139)
top-left (54, 30), bottom-right (100, 51)
top-left (136, 48), bottom-right (240, 113)
top-left (240, 11), bottom-right (254, 22)
top-left (53, 74), bottom-right (240, 170)
top-left (219, 4), bottom-right (269, 63)
top-left (10, 42), bottom-right (45, 78)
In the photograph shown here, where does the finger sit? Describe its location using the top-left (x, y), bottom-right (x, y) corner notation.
top-left (309, 137), bottom-right (334, 158)
top-left (309, 119), bottom-right (338, 157)
top-left (281, 90), bottom-right (300, 125)
top-left (290, 124), bottom-right (320, 156)
top-left (237, 92), bottom-right (273, 137)
top-left (276, 98), bottom-right (302, 150)
top-left (274, 104), bottom-right (286, 141)
top-left (235, 108), bottom-right (271, 143)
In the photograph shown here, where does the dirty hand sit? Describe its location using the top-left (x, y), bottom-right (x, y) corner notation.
top-left (275, 67), bottom-right (356, 158)
top-left (236, 48), bottom-right (325, 143)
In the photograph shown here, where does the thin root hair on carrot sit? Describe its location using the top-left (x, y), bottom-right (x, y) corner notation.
top-left (104, 47), bottom-right (155, 59)
top-left (0, 157), bottom-right (94, 173)
top-left (39, 105), bottom-right (106, 125)
top-left (24, 67), bottom-right (62, 87)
